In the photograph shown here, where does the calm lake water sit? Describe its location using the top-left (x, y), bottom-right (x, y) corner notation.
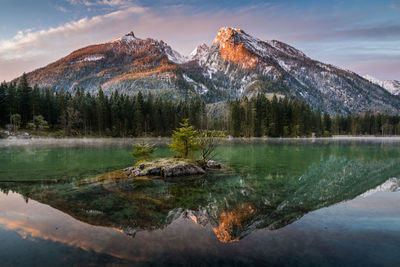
top-left (0, 138), bottom-right (400, 266)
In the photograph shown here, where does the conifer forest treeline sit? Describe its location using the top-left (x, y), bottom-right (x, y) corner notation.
top-left (1, 75), bottom-right (400, 137)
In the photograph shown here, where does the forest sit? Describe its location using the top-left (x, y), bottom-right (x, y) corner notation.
top-left (1, 74), bottom-right (400, 137)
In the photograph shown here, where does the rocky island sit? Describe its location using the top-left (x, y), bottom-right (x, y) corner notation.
top-left (123, 158), bottom-right (222, 178)
top-left (112, 119), bottom-right (224, 179)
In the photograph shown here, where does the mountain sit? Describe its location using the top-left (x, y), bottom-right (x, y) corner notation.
top-left (363, 75), bottom-right (400, 96)
top-left (18, 27), bottom-right (400, 115)
top-left (20, 31), bottom-right (194, 98)
top-left (183, 27), bottom-right (400, 114)
top-left (189, 43), bottom-right (209, 60)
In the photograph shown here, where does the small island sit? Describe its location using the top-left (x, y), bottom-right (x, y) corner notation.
top-left (123, 158), bottom-right (222, 178)
top-left (122, 119), bottom-right (224, 178)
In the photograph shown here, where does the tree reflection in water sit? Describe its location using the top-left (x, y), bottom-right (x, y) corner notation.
top-left (1, 155), bottom-right (399, 243)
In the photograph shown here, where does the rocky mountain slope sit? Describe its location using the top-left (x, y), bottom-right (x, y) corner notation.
top-left (18, 27), bottom-right (400, 115)
top-left (363, 75), bottom-right (400, 96)
top-left (183, 27), bottom-right (400, 114)
top-left (20, 32), bottom-right (195, 98)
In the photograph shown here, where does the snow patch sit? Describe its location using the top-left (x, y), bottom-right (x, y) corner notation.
top-left (164, 46), bottom-right (189, 64)
top-left (189, 43), bottom-right (209, 61)
top-left (183, 73), bottom-right (195, 83)
top-left (182, 74), bottom-right (209, 94)
top-left (363, 75), bottom-right (400, 95)
top-left (266, 40), bottom-right (306, 58)
top-left (76, 55), bottom-right (104, 63)
top-left (83, 55), bottom-right (104, 62)
top-left (277, 60), bottom-right (290, 71)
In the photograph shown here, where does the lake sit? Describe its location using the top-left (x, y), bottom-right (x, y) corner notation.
top-left (0, 138), bottom-right (400, 266)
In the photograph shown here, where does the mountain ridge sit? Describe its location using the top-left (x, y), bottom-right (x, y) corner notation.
top-left (15, 27), bottom-right (400, 115)
top-left (362, 75), bottom-right (400, 96)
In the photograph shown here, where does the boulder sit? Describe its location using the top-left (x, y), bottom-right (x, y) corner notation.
top-left (206, 160), bottom-right (222, 169)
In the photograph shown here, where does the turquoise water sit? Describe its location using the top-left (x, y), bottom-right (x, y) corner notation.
top-left (0, 138), bottom-right (400, 266)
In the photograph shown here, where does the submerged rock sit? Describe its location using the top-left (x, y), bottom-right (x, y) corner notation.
top-left (123, 158), bottom-right (222, 178)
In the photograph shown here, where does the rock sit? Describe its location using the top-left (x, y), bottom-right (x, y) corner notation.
top-left (123, 167), bottom-right (135, 172)
top-left (147, 167), bottom-right (161, 176)
top-left (128, 168), bottom-right (147, 178)
top-left (164, 164), bottom-right (206, 177)
top-left (206, 160), bottom-right (222, 169)
top-left (122, 158), bottom-right (222, 178)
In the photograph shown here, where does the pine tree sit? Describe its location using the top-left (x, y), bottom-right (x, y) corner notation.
top-left (134, 92), bottom-right (144, 136)
top-left (132, 142), bottom-right (156, 162)
top-left (169, 119), bottom-right (201, 158)
top-left (0, 82), bottom-right (6, 126)
top-left (17, 73), bottom-right (32, 126)
top-left (97, 88), bottom-right (105, 134)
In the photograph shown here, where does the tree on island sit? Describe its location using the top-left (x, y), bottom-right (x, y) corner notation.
top-left (198, 130), bottom-right (225, 163)
top-left (169, 119), bottom-right (223, 163)
top-left (125, 120), bottom-right (222, 178)
top-left (132, 142), bottom-right (156, 162)
top-left (169, 119), bottom-right (202, 159)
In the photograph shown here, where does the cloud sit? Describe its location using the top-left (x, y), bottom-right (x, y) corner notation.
top-left (0, 5), bottom-right (146, 80)
top-left (56, 6), bottom-right (68, 13)
top-left (68, 0), bottom-right (131, 7)
top-left (67, 0), bottom-right (78, 5)
top-left (390, 3), bottom-right (400, 10)
top-left (346, 57), bottom-right (400, 80)
top-left (286, 24), bottom-right (400, 42)
top-left (0, 2), bottom-right (399, 81)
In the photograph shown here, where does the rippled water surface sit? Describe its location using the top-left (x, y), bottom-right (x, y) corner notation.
top-left (0, 138), bottom-right (400, 266)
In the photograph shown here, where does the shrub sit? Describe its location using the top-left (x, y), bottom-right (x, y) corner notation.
top-left (132, 142), bottom-right (156, 162)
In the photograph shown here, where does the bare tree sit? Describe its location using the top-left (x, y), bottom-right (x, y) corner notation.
top-left (198, 130), bottom-right (226, 163)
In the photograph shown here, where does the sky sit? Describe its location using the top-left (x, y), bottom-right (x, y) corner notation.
top-left (0, 0), bottom-right (400, 81)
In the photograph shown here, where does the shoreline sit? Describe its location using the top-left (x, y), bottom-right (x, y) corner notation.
top-left (2, 136), bottom-right (400, 148)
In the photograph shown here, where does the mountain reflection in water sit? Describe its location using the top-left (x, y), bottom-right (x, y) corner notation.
top-left (0, 141), bottom-right (400, 265)
top-left (1, 157), bottom-right (399, 244)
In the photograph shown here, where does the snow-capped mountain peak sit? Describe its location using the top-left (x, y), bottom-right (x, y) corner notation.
top-left (213, 27), bottom-right (245, 44)
top-left (162, 43), bottom-right (189, 64)
top-left (212, 26), bottom-right (264, 52)
top-left (266, 40), bottom-right (307, 58)
top-left (363, 75), bottom-right (400, 96)
top-left (363, 74), bottom-right (381, 85)
top-left (16, 26), bottom-right (400, 115)
top-left (189, 43), bottom-right (209, 60)
top-left (196, 27), bottom-right (400, 114)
